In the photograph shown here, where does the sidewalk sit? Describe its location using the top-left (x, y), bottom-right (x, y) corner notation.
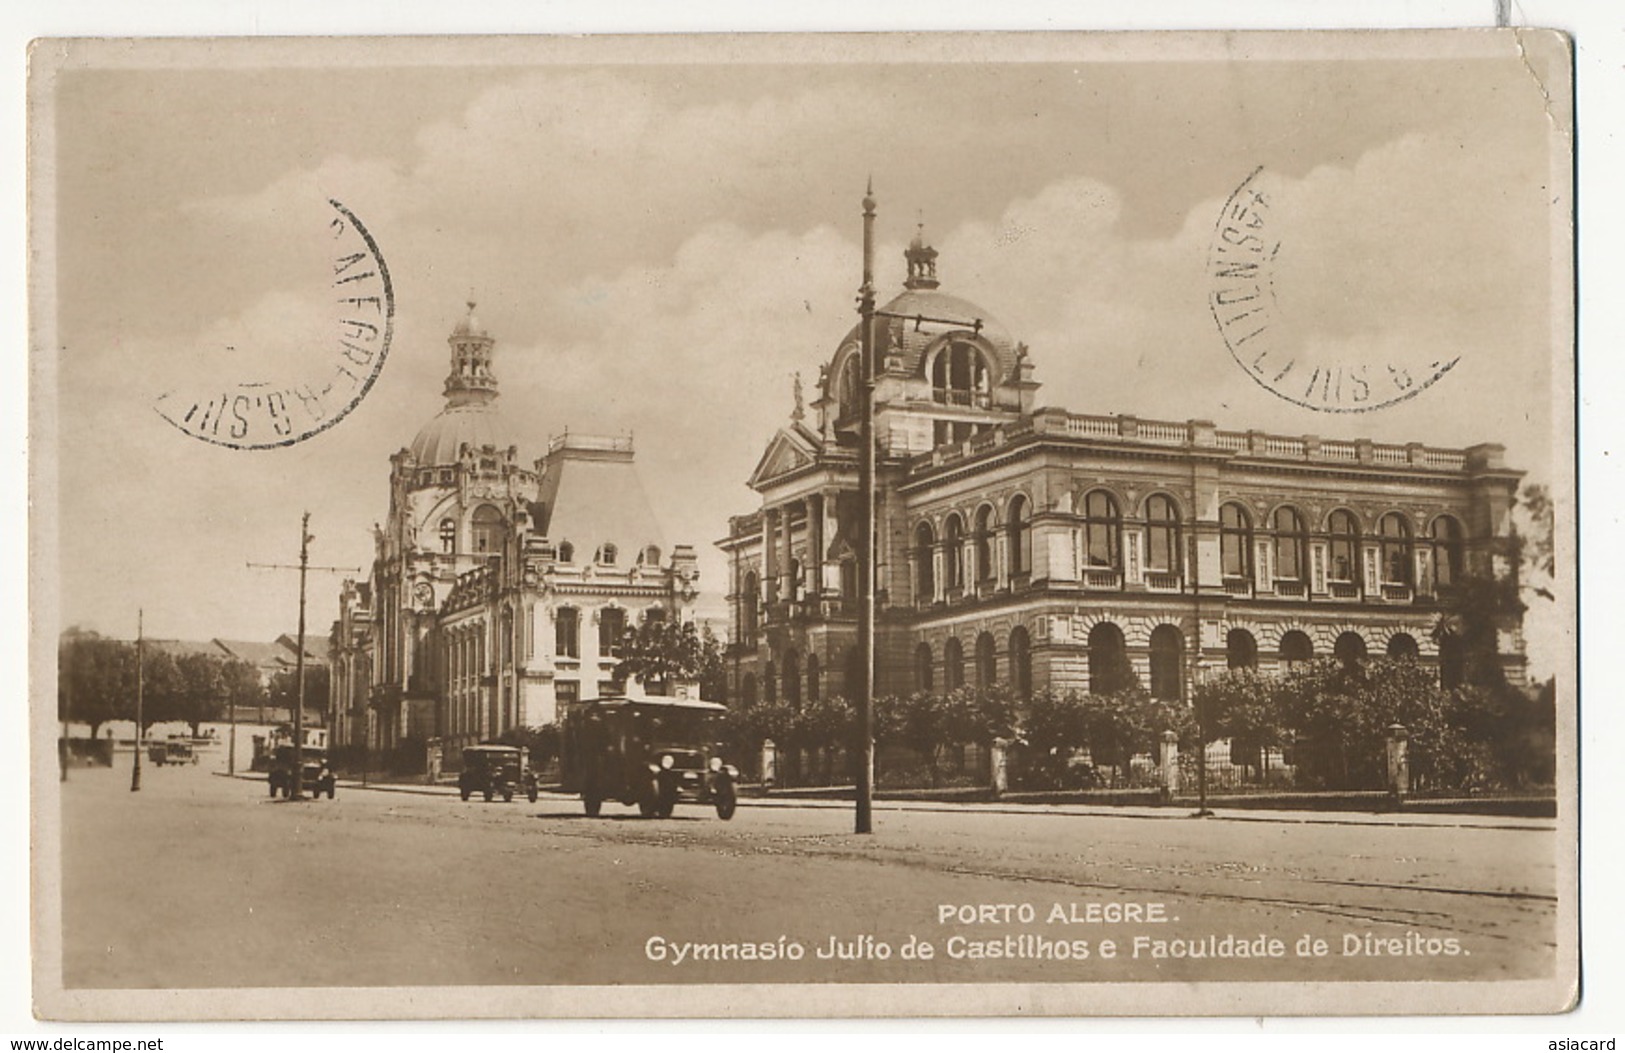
top-left (218, 769), bottom-right (1555, 831)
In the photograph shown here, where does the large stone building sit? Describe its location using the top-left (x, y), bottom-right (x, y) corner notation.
top-left (330, 304), bottom-right (700, 764)
top-left (719, 235), bottom-right (1525, 711)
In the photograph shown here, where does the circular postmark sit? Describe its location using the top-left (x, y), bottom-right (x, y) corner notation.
top-left (153, 198), bottom-right (393, 448)
top-left (1206, 167), bottom-right (1457, 414)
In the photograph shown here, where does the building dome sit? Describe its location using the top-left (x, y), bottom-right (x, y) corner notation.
top-left (406, 300), bottom-right (513, 466)
top-left (832, 286), bottom-right (1020, 382)
top-left (408, 404), bottom-right (511, 466)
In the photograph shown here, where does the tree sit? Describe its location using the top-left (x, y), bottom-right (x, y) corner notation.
top-left (1194, 667), bottom-right (1285, 782)
top-left (173, 652), bottom-right (226, 736)
top-left (138, 650), bottom-right (183, 732)
top-left (1015, 688), bottom-right (1091, 789)
top-left (219, 659), bottom-right (265, 723)
top-left (269, 665), bottom-right (331, 723)
top-left (613, 618), bottom-right (726, 698)
top-left (58, 631), bottom-right (134, 739)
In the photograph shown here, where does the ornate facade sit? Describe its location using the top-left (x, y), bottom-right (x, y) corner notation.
top-left (719, 235), bottom-right (1525, 711)
top-left (331, 305), bottom-right (699, 764)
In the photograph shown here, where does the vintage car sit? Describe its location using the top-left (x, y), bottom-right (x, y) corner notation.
top-left (458, 744), bottom-right (539, 803)
top-left (560, 693), bottom-right (738, 820)
top-left (266, 744), bottom-right (336, 799)
top-left (147, 740), bottom-right (197, 766)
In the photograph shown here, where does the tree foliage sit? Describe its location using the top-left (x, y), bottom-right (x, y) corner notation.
top-left (613, 617), bottom-right (726, 698)
top-left (58, 630), bottom-right (134, 737)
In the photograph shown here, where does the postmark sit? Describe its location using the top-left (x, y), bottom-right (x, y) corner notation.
top-left (153, 198), bottom-right (393, 448)
top-left (1206, 166), bottom-right (1458, 413)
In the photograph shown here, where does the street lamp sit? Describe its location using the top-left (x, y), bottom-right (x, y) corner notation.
top-left (131, 609), bottom-right (144, 793)
top-left (852, 184), bottom-right (984, 836)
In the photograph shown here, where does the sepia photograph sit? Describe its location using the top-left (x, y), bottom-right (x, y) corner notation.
top-left (27, 27), bottom-right (1577, 1020)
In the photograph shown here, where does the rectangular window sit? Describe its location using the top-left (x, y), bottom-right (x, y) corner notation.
top-left (556, 608), bottom-right (580, 658)
top-left (556, 680), bottom-right (579, 707)
top-left (598, 679), bottom-right (623, 698)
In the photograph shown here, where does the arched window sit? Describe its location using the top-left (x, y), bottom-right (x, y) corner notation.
top-left (1328, 510), bottom-right (1360, 583)
top-left (974, 632), bottom-right (997, 690)
top-left (784, 650), bottom-right (801, 706)
top-left (599, 606), bottom-right (625, 657)
top-left (943, 637), bottom-right (965, 691)
top-left (556, 607), bottom-right (580, 659)
top-left (439, 518), bottom-right (456, 553)
top-left (806, 653), bottom-right (821, 702)
top-left (973, 505), bottom-right (995, 583)
top-left (763, 660), bottom-right (777, 704)
top-left (931, 340), bottom-right (991, 407)
top-left (740, 673), bottom-right (758, 707)
top-left (1227, 628), bottom-right (1258, 670)
top-left (1009, 626), bottom-right (1032, 699)
top-left (1272, 507), bottom-right (1308, 582)
top-left (472, 504), bottom-right (505, 555)
top-left (1379, 513), bottom-right (1413, 585)
top-left (1149, 625), bottom-right (1184, 701)
top-left (1279, 630), bottom-right (1313, 671)
top-left (914, 521), bottom-right (936, 602)
top-left (1088, 622), bottom-right (1131, 695)
top-left (1145, 494), bottom-right (1181, 574)
top-left (639, 545), bottom-right (662, 566)
top-left (1387, 633), bottom-right (1420, 661)
top-left (1083, 490), bottom-right (1122, 569)
top-left (596, 542), bottom-right (619, 565)
top-left (915, 642), bottom-right (934, 693)
top-left (1334, 631), bottom-right (1368, 670)
top-left (1439, 634), bottom-right (1466, 689)
top-left (741, 571), bottom-right (759, 644)
top-left (1431, 515), bottom-right (1465, 589)
top-left (1220, 502), bottom-right (1252, 579)
top-left (943, 514), bottom-right (965, 591)
top-left (558, 540), bottom-right (575, 563)
top-left (1007, 494), bottom-right (1031, 579)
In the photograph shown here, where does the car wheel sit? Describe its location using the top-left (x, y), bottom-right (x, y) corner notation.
top-left (460, 785), bottom-right (471, 801)
top-left (503, 790), bottom-right (514, 803)
top-left (657, 785), bottom-right (677, 819)
top-left (715, 790), bottom-right (737, 821)
top-left (268, 779), bottom-right (278, 797)
top-left (484, 789), bottom-right (494, 802)
top-left (327, 781), bottom-right (336, 800)
top-left (527, 784), bottom-right (539, 804)
top-left (638, 780), bottom-right (660, 818)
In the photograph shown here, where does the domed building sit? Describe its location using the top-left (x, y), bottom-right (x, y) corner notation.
top-left (330, 304), bottom-right (700, 768)
top-left (720, 224), bottom-right (1527, 746)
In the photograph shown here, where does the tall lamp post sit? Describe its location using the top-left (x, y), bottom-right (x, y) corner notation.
top-left (852, 183), bottom-right (983, 835)
top-left (855, 182), bottom-right (877, 835)
top-left (130, 609), bottom-right (143, 793)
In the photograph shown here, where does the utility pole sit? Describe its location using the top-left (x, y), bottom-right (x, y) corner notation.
top-left (856, 180), bottom-right (877, 835)
top-left (853, 184), bottom-right (981, 836)
top-left (249, 513), bottom-right (358, 801)
top-left (131, 609), bottom-right (143, 793)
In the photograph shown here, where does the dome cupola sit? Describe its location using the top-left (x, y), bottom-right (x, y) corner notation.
top-left (408, 300), bottom-right (513, 466)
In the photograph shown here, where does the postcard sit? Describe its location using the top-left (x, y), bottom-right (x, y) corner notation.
top-left (29, 29), bottom-right (1576, 1019)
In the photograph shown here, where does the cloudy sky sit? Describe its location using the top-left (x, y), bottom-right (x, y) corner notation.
top-left (40, 33), bottom-right (1568, 665)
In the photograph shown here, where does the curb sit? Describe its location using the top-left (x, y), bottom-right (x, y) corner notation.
top-left (218, 770), bottom-right (1553, 832)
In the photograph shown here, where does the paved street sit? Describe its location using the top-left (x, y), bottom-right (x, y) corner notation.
top-left (58, 755), bottom-right (1558, 990)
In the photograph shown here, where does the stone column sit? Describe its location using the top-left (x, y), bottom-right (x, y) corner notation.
top-left (781, 502), bottom-right (796, 601)
top-left (1385, 724), bottom-right (1410, 802)
top-left (1160, 730), bottom-right (1180, 799)
top-left (760, 738), bottom-right (778, 792)
top-left (763, 508), bottom-right (779, 604)
top-left (990, 738), bottom-right (1010, 797)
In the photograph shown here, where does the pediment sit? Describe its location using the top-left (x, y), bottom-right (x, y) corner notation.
top-left (748, 428), bottom-right (822, 488)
